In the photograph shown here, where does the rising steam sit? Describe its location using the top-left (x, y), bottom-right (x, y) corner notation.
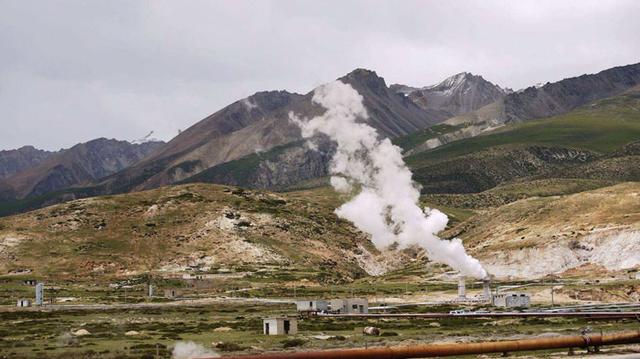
top-left (172, 341), bottom-right (220, 358)
top-left (290, 80), bottom-right (487, 279)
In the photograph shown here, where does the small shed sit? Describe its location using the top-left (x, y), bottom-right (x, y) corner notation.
top-left (164, 289), bottom-right (181, 299)
top-left (493, 292), bottom-right (530, 308)
top-left (17, 299), bottom-right (31, 307)
top-left (330, 298), bottom-right (368, 314)
top-left (296, 299), bottom-right (329, 312)
top-left (263, 317), bottom-right (298, 335)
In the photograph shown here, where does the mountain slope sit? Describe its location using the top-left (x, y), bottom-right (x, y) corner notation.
top-left (0, 138), bottom-right (164, 200)
top-left (392, 72), bottom-right (506, 118)
top-left (405, 89), bottom-right (640, 194)
top-left (0, 146), bottom-right (54, 179)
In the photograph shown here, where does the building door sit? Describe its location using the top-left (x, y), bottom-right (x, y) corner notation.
top-left (265, 323), bottom-right (270, 335)
top-left (284, 320), bottom-right (290, 334)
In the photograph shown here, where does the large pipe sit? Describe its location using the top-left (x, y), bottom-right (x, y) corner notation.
top-left (316, 311), bottom-right (640, 319)
top-left (215, 331), bottom-right (640, 359)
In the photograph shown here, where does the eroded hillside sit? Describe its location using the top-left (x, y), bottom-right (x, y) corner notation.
top-left (0, 184), bottom-right (405, 283)
top-left (446, 182), bottom-right (640, 279)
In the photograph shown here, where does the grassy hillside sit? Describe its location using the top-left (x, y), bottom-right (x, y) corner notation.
top-left (407, 91), bottom-right (640, 167)
top-left (403, 91), bottom-right (640, 194)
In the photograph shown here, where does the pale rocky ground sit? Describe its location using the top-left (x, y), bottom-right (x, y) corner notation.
top-left (456, 182), bottom-right (640, 280)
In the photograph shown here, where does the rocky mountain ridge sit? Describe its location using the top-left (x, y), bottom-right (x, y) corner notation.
top-left (0, 138), bottom-right (164, 200)
top-left (0, 146), bottom-right (54, 180)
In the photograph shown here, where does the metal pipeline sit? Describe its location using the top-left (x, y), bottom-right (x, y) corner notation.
top-left (215, 330), bottom-right (640, 359)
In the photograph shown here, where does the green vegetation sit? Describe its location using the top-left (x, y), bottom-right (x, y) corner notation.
top-left (392, 124), bottom-right (463, 152)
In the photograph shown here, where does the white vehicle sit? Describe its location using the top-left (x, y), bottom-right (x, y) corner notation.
top-left (449, 310), bottom-right (466, 315)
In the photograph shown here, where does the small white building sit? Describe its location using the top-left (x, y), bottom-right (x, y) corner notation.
top-left (263, 317), bottom-right (298, 335)
top-left (493, 292), bottom-right (531, 308)
top-left (17, 299), bottom-right (31, 307)
top-left (296, 300), bottom-right (329, 312)
top-left (330, 298), bottom-right (368, 314)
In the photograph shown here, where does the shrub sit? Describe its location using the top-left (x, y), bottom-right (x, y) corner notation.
top-left (281, 338), bottom-right (307, 348)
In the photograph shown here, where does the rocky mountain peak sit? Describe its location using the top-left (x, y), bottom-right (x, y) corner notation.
top-left (340, 68), bottom-right (388, 96)
top-left (396, 72), bottom-right (506, 117)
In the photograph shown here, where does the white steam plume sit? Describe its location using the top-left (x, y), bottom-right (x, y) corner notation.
top-left (290, 80), bottom-right (487, 279)
top-left (173, 341), bottom-right (220, 359)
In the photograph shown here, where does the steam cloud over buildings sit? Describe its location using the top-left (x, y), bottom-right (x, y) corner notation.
top-left (291, 81), bottom-right (487, 279)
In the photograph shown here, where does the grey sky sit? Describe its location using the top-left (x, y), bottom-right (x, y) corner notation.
top-left (1, 0), bottom-right (639, 151)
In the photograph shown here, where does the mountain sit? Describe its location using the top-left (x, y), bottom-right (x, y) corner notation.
top-left (0, 138), bottom-right (164, 200)
top-left (411, 62), bottom-right (640, 152)
top-left (92, 69), bottom-right (444, 194)
top-left (0, 146), bottom-right (54, 180)
top-left (391, 72), bottom-right (507, 118)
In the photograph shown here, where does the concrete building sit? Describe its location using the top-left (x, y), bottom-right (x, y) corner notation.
top-left (296, 300), bottom-right (329, 312)
top-left (17, 299), bottom-right (31, 307)
top-left (330, 298), bottom-right (368, 314)
top-left (262, 317), bottom-right (298, 335)
top-left (493, 292), bottom-right (531, 308)
top-left (164, 288), bottom-right (181, 298)
top-left (35, 282), bottom-right (44, 306)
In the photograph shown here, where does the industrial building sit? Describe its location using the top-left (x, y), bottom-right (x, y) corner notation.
top-left (35, 282), bottom-right (44, 306)
top-left (164, 288), bottom-right (181, 298)
top-left (263, 317), bottom-right (298, 335)
top-left (330, 298), bottom-right (368, 314)
top-left (296, 299), bottom-right (329, 312)
top-left (493, 292), bottom-right (531, 308)
top-left (17, 299), bottom-right (31, 307)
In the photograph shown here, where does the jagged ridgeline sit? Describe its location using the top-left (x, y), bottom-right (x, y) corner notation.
top-left (1, 63), bottom-right (639, 216)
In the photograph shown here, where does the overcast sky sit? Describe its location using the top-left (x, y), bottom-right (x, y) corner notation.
top-left (1, 0), bottom-right (639, 151)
